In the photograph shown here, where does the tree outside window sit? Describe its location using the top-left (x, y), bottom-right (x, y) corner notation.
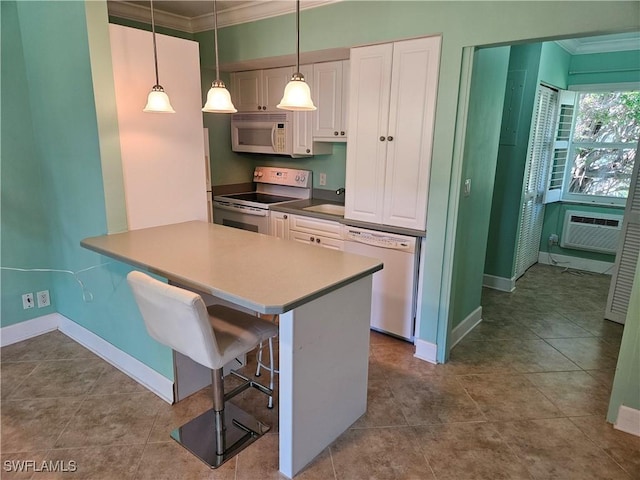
top-left (566, 91), bottom-right (639, 201)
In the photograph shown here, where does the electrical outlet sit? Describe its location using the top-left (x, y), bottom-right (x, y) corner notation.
top-left (548, 234), bottom-right (559, 246)
top-left (22, 293), bottom-right (34, 310)
top-left (319, 173), bottom-right (327, 186)
top-left (37, 290), bottom-right (51, 308)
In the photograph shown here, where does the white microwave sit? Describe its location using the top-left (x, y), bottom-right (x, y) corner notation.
top-left (231, 112), bottom-right (294, 156)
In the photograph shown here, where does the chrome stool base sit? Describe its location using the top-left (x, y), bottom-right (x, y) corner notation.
top-left (170, 403), bottom-right (270, 469)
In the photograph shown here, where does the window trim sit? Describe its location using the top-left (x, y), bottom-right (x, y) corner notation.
top-left (559, 84), bottom-right (639, 206)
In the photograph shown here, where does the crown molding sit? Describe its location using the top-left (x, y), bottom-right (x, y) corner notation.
top-left (556, 33), bottom-right (640, 55)
top-left (108, 1), bottom-right (341, 34)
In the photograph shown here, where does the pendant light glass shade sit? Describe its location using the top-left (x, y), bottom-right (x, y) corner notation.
top-left (144, 0), bottom-right (175, 113)
top-left (203, 81), bottom-right (237, 113)
top-left (277, 73), bottom-right (316, 111)
top-left (202, 0), bottom-right (237, 113)
top-left (277, 0), bottom-right (316, 111)
top-left (144, 85), bottom-right (176, 113)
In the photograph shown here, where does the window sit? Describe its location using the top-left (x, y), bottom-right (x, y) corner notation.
top-left (562, 89), bottom-right (639, 204)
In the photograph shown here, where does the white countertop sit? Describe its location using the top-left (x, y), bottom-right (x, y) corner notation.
top-left (81, 221), bottom-right (383, 314)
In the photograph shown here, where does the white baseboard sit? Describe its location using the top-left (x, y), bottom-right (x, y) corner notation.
top-left (538, 252), bottom-right (615, 275)
top-left (414, 338), bottom-right (437, 364)
top-left (1, 313), bottom-right (174, 404)
top-left (482, 274), bottom-right (516, 292)
top-left (614, 405), bottom-right (640, 437)
top-left (0, 314), bottom-right (59, 347)
top-left (450, 306), bottom-right (482, 348)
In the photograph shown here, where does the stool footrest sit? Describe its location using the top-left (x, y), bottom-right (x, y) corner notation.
top-left (224, 370), bottom-right (273, 401)
top-left (170, 403), bottom-right (270, 469)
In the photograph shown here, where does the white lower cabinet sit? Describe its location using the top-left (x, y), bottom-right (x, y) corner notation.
top-left (288, 214), bottom-right (344, 250)
top-left (269, 211), bottom-right (290, 239)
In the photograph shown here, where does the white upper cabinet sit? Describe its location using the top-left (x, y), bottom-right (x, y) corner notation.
top-left (292, 65), bottom-right (332, 156)
top-left (232, 67), bottom-right (293, 112)
top-left (312, 60), bottom-right (350, 141)
top-left (345, 36), bottom-right (441, 231)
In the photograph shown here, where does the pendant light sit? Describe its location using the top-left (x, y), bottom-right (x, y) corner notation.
top-left (277, 0), bottom-right (316, 111)
top-left (143, 0), bottom-right (175, 113)
top-left (202, 0), bottom-right (237, 113)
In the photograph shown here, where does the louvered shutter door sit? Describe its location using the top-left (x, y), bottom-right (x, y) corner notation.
top-left (544, 90), bottom-right (576, 204)
top-left (514, 85), bottom-right (557, 279)
top-left (606, 148), bottom-right (640, 324)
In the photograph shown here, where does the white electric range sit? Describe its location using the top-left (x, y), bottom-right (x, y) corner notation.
top-left (213, 166), bottom-right (312, 234)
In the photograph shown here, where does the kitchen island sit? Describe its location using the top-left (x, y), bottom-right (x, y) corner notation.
top-left (81, 221), bottom-right (382, 478)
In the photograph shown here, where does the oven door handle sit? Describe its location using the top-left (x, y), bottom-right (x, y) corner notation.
top-left (213, 202), bottom-right (268, 217)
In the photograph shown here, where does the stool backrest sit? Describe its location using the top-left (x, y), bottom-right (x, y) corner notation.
top-left (127, 271), bottom-right (221, 370)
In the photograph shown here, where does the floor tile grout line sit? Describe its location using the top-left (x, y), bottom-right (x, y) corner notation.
top-left (49, 385), bottom-right (92, 451)
top-left (565, 416), bottom-right (636, 478)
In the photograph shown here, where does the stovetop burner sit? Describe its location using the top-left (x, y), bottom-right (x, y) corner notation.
top-left (223, 192), bottom-right (299, 204)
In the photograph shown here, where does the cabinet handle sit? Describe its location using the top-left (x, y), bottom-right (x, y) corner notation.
top-left (262, 105), bottom-right (266, 110)
top-left (306, 149), bottom-right (311, 153)
top-left (283, 215), bottom-right (288, 219)
top-left (334, 131), bottom-right (339, 136)
top-left (340, 131), bottom-right (345, 136)
top-left (316, 238), bottom-right (321, 244)
top-left (380, 136), bottom-right (386, 141)
top-left (387, 136), bottom-right (394, 141)
top-left (257, 106), bottom-right (262, 110)
top-left (310, 236), bottom-right (315, 242)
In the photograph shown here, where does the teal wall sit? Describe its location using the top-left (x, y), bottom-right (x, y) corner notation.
top-left (607, 249), bottom-right (640, 423)
top-left (485, 44), bottom-right (543, 279)
top-left (569, 50), bottom-right (640, 86)
top-left (1, 1), bottom-right (56, 325)
top-left (2, 1), bottom-right (173, 379)
top-left (450, 46), bottom-right (510, 330)
top-left (539, 42), bottom-right (571, 90)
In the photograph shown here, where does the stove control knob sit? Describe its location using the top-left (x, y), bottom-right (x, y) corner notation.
top-left (295, 175), bottom-right (300, 182)
top-left (299, 175), bottom-right (306, 183)
top-left (257, 172), bottom-right (263, 178)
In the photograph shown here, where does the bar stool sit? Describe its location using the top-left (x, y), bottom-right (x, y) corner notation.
top-left (255, 314), bottom-right (279, 409)
top-left (127, 271), bottom-right (279, 469)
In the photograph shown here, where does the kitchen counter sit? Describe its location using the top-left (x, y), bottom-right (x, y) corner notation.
top-left (81, 221), bottom-right (381, 478)
top-left (272, 199), bottom-right (427, 237)
top-left (81, 221), bottom-right (381, 314)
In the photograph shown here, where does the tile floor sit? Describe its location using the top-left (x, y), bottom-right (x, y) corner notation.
top-left (1, 264), bottom-right (639, 479)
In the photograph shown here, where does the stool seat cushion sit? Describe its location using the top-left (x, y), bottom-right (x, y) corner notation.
top-left (127, 271), bottom-right (278, 371)
top-left (208, 305), bottom-right (278, 369)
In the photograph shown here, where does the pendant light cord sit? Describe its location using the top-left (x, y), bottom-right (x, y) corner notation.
top-left (295, 0), bottom-right (300, 73)
top-left (214, 0), bottom-right (221, 82)
top-left (150, 0), bottom-right (160, 86)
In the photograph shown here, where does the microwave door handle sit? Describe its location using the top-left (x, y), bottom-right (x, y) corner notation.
top-left (271, 124), bottom-right (277, 150)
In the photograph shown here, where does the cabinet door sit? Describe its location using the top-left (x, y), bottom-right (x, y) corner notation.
top-left (313, 61), bottom-right (344, 139)
top-left (345, 43), bottom-right (393, 225)
top-left (293, 65), bottom-right (314, 156)
top-left (232, 70), bottom-right (262, 111)
top-left (269, 212), bottom-right (289, 239)
top-left (383, 36), bottom-right (441, 231)
top-left (340, 61), bottom-right (350, 139)
top-left (262, 67), bottom-right (293, 111)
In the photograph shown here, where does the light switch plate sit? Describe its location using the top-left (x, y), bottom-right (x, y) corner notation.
top-left (464, 178), bottom-right (471, 197)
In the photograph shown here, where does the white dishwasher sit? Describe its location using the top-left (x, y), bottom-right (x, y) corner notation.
top-left (343, 226), bottom-right (420, 341)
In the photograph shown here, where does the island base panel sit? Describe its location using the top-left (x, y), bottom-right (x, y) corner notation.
top-left (278, 276), bottom-right (372, 478)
